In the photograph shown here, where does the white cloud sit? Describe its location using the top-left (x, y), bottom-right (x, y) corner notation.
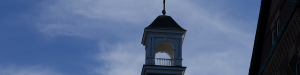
top-left (93, 40), bottom-right (144, 75)
top-left (37, 0), bottom-right (246, 38)
top-left (183, 50), bottom-right (250, 75)
top-left (36, 0), bottom-right (256, 43)
top-left (0, 65), bottom-right (64, 75)
top-left (34, 0), bottom-right (257, 75)
top-left (36, 0), bottom-right (162, 38)
top-left (93, 41), bottom-right (251, 75)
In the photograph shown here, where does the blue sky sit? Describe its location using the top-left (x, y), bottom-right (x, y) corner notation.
top-left (0, 0), bottom-right (260, 75)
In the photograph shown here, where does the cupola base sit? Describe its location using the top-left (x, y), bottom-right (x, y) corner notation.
top-left (141, 65), bottom-right (186, 75)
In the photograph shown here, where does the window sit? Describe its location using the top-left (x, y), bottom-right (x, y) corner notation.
top-left (272, 19), bottom-right (280, 45)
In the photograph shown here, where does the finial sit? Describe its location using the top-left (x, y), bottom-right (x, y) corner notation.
top-left (162, 0), bottom-right (166, 15)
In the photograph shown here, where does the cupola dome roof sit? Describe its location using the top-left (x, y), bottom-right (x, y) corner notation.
top-left (145, 15), bottom-right (186, 31)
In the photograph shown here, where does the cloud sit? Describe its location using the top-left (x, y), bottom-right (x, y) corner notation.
top-left (92, 41), bottom-right (251, 75)
top-left (0, 65), bottom-right (64, 75)
top-left (33, 0), bottom-right (257, 75)
top-left (183, 50), bottom-right (250, 75)
top-left (93, 40), bottom-right (144, 75)
top-left (35, 0), bottom-right (255, 43)
top-left (36, 0), bottom-right (247, 38)
top-left (35, 0), bottom-right (162, 38)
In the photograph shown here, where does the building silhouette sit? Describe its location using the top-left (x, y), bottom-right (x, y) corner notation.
top-left (140, 15), bottom-right (187, 75)
top-left (249, 0), bottom-right (300, 75)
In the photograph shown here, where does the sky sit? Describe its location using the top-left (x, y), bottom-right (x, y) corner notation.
top-left (0, 0), bottom-right (261, 75)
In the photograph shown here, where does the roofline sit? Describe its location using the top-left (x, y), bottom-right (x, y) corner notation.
top-left (248, 0), bottom-right (271, 75)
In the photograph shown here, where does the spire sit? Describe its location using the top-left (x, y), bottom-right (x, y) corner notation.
top-left (162, 0), bottom-right (166, 15)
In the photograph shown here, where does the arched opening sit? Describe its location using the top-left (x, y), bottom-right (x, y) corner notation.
top-left (155, 41), bottom-right (174, 59)
top-left (155, 41), bottom-right (174, 66)
top-left (155, 53), bottom-right (170, 59)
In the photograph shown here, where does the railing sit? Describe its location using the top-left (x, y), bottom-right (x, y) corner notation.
top-left (154, 58), bottom-right (174, 66)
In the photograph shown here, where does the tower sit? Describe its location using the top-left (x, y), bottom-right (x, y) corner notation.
top-left (141, 1), bottom-right (187, 75)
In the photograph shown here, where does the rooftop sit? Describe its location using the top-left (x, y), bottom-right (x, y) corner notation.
top-left (145, 15), bottom-right (186, 31)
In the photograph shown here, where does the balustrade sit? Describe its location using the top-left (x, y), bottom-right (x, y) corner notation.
top-left (154, 58), bottom-right (174, 66)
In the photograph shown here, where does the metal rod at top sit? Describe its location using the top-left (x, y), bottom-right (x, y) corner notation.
top-left (162, 0), bottom-right (166, 15)
top-left (163, 0), bottom-right (165, 10)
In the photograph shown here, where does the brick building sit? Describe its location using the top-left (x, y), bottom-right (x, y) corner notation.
top-left (249, 0), bottom-right (300, 75)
